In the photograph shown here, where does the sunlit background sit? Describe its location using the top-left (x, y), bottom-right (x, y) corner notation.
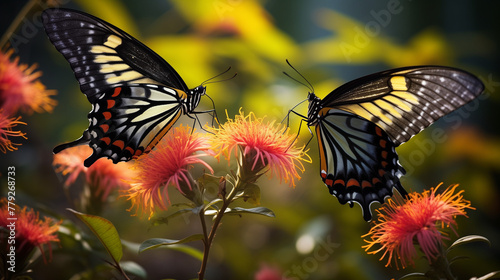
top-left (1, 0), bottom-right (499, 279)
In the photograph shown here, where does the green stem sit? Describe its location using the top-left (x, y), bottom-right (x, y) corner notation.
top-left (197, 148), bottom-right (264, 280)
top-left (115, 263), bottom-right (131, 280)
top-left (428, 242), bottom-right (456, 280)
top-left (198, 207), bottom-right (210, 280)
top-left (0, 0), bottom-right (39, 50)
top-left (197, 176), bottom-right (242, 280)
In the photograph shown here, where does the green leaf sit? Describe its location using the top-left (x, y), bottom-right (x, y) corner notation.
top-left (204, 198), bottom-right (223, 211)
top-left (448, 235), bottom-right (491, 253)
top-left (242, 184), bottom-right (261, 205)
top-left (120, 261), bottom-right (147, 279)
top-left (166, 244), bottom-right (204, 261)
top-left (68, 209), bottom-right (123, 264)
top-left (229, 207), bottom-right (276, 218)
top-left (449, 255), bottom-right (470, 265)
top-left (151, 205), bottom-right (204, 227)
top-left (473, 271), bottom-right (500, 280)
top-left (139, 234), bottom-right (204, 253)
top-left (398, 273), bottom-right (428, 280)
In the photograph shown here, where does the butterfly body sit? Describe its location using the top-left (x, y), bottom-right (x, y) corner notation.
top-left (297, 65), bottom-right (484, 221)
top-left (43, 8), bottom-right (209, 167)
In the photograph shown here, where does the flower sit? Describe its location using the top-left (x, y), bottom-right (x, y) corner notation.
top-left (0, 198), bottom-right (61, 266)
top-left (0, 111), bottom-right (26, 152)
top-left (53, 145), bottom-right (134, 201)
top-left (254, 264), bottom-right (290, 280)
top-left (209, 110), bottom-right (310, 187)
top-left (53, 145), bottom-right (90, 187)
top-left (362, 183), bottom-right (474, 269)
top-left (124, 125), bottom-right (213, 218)
top-left (0, 49), bottom-right (57, 115)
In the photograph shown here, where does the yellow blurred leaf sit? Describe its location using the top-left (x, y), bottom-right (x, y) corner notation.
top-left (171, 0), bottom-right (299, 62)
top-left (305, 9), bottom-right (451, 66)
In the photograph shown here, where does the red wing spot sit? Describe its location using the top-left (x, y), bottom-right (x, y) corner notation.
top-left (321, 172), bottom-right (327, 179)
top-left (325, 178), bottom-right (334, 186)
top-left (100, 124), bottom-right (109, 133)
top-left (334, 179), bottom-right (345, 186)
top-left (372, 177), bottom-right (381, 185)
top-left (378, 169), bottom-right (386, 177)
top-left (347, 178), bottom-right (360, 187)
top-left (107, 99), bottom-right (116, 109)
top-left (380, 139), bottom-right (387, 148)
top-left (102, 111), bottom-right (112, 120)
top-left (133, 149), bottom-right (143, 159)
top-left (381, 151), bottom-right (388, 159)
top-left (112, 140), bottom-right (125, 150)
top-left (125, 146), bottom-right (135, 155)
top-left (361, 180), bottom-right (372, 188)
top-left (375, 126), bottom-right (383, 137)
top-left (101, 137), bottom-right (111, 145)
top-left (381, 161), bottom-right (388, 168)
top-left (112, 87), bottom-right (122, 97)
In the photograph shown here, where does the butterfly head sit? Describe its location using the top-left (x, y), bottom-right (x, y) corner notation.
top-left (186, 85), bottom-right (206, 112)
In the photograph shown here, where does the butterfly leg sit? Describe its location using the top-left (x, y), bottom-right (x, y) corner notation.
top-left (191, 108), bottom-right (219, 129)
top-left (186, 110), bottom-right (216, 134)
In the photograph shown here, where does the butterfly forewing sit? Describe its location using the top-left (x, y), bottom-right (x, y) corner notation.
top-left (42, 8), bottom-right (189, 101)
top-left (316, 109), bottom-right (406, 221)
top-left (323, 66), bottom-right (484, 146)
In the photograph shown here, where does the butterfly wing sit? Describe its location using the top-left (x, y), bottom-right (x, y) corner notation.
top-left (322, 66), bottom-right (484, 146)
top-left (316, 109), bottom-right (406, 221)
top-left (42, 8), bottom-right (189, 101)
top-left (53, 85), bottom-right (185, 167)
top-left (43, 8), bottom-right (193, 167)
top-left (309, 66), bottom-right (483, 220)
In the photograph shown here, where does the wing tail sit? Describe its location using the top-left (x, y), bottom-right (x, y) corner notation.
top-left (53, 130), bottom-right (91, 154)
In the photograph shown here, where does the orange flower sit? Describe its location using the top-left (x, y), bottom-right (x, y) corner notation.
top-left (0, 198), bottom-right (61, 265)
top-left (0, 111), bottom-right (26, 152)
top-left (53, 145), bottom-right (133, 201)
top-left (362, 184), bottom-right (473, 269)
top-left (124, 125), bottom-right (213, 218)
top-left (209, 110), bottom-right (309, 186)
top-left (0, 49), bottom-right (57, 115)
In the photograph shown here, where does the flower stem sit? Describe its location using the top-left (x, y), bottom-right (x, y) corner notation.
top-left (197, 175), bottom-right (242, 280)
top-left (428, 242), bottom-right (456, 280)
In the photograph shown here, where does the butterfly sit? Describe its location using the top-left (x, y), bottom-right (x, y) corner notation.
top-left (42, 8), bottom-right (216, 167)
top-left (286, 62), bottom-right (484, 221)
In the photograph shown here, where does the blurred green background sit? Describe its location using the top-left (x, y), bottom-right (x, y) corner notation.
top-left (1, 0), bottom-right (499, 279)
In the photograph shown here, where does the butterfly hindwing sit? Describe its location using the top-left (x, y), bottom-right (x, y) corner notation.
top-left (322, 66), bottom-right (484, 146)
top-left (316, 109), bottom-right (406, 221)
top-left (54, 85), bottom-right (185, 166)
top-left (42, 8), bottom-right (189, 102)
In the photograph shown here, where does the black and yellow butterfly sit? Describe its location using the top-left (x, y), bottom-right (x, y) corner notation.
top-left (43, 8), bottom-right (214, 167)
top-left (288, 63), bottom-right (484, 221)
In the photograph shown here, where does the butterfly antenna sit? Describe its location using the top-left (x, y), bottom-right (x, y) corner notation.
top-left (284, 59), bottom-right (314, 93)
top-left (201, 66), bottom-right (237, 86)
